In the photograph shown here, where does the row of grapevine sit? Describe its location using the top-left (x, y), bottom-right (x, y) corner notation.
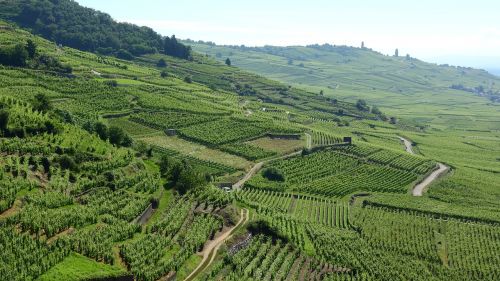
top-left (236, 188), bottom-right (350, 228)
top-left (312, 131), bottom-right (343, 146)
top-left (152, 145), bottom-right (236, 175)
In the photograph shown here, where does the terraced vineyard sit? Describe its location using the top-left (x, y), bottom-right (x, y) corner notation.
top-left (1, 4), bottom-right (499, 281)
top-left (236, 188), bottom-right (350, 228)
top-left (246, 148), bottom-right (436, 197)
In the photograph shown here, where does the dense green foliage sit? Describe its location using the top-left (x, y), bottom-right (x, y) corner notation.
top-left (0, 0), bottom-right (191, 59)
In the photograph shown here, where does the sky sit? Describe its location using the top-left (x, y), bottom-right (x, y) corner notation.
top-left (76, 0), bottom-right (500, 71)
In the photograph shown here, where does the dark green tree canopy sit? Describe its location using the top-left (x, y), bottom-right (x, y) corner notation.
top-left (0, 0), bottom-right (191, 60)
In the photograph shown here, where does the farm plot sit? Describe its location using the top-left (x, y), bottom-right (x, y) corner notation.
top-left (236, 188), bottom-right (350, 228)
top-left (179, 117), bottom-right (300, 146)
top-left (247, 148), bottom-right (434, 197)
top-left (139, 134), bottom-right (251, 171)
top-left (200, 235), bottom-right (338, 281)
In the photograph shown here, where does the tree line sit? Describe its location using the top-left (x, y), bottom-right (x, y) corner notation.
top-left (0, 0), bottom-right (191, 60)
top-left (0, 39), bottom-right (72, 73)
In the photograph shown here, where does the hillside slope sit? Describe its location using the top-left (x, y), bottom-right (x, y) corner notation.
top-left (188, 42), bottom-right (500, 130)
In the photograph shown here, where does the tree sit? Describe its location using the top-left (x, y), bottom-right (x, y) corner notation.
top-left (94, 122), bottom-right (108, 140)
top-left (394, 48), bottom-right (399, 57)
top-left (225, 58), bottom-right (231, 66)
top-left (58, 155), bottom-right (77, 171)
top-left (287, 58), bottom-right (294, 65)
top-left (0, 44), bottom-right (28, 67)
top-left (159, 155), bottom-right (172, 176)
top-left (356, 99), bottom-right (369, 111)
top-left (164, 35), bottom-right (192, 60)
top-left (390, 117), bottom-right (398, 124)
top-left (26, 39), bottom-right (37, 59)
top-left (157, 58), bottom-right (167, 67)
top-left (105, 80), bottom-right (118, 87)
top-left (170, 161), bottom-right (185, 185)
top-left (371, 106), bottom-right (382, 115)
top-left (184, 76), bottom-right (192, 83)
top-left (116, 49), bottom-right (134, 60)
top-left (262, 167), bottom-right (285, 182)
top-left (160, 71), bottom-right (168, 78)
top-left (176, 168), bottom-right (206, 195)
top-left (108, 126), bottom-right (126, 146)
top-left (319, 90), bottom-right (324, 96)
top-left (32, 93), bottom-right (52, 113)
top-left (361, 41), bottom-right (365, 49)
top-left (0, 110), bottom-right (9, 133)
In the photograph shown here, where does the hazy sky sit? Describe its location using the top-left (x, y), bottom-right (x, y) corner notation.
top-left (76, 0), bottom-right (500, 69)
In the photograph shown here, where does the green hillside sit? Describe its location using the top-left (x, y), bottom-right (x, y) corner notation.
top-left (188, 42), bottom-right (500, 130)
top-left (0, 2), bottom-right (499, 280)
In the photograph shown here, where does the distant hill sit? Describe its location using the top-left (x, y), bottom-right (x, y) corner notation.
top-left (187, 42), bottom-right (500, 129)
top-left (487, 68), bottom-right (500, 76)
top-left (0, 0), bottom-right (191, 59)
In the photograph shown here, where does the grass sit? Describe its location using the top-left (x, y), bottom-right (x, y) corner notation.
top-left (176, 254), bottom-right (203, 281)
top-left (139, 135), bottom-right (253, 170)
top-left (246, 136), bottom-right (305, 154)
top-left (36, 252), bottom-right (127, 281)
top-left (145, 189), bottom-right (173, 227)
top-left (106, 117), bottom-right (162, 138)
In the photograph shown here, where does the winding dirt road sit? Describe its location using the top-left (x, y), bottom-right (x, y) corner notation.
top-left (398, 136), bottom-right (414, 154)
top-left (184, 208), bottom-right (249, 281)
top-left (232, 134), bottom-right (309, 190)
top-left (398, 136), bottom-right (449, 196)
top-left (412, 163), bottom-right (449, 196)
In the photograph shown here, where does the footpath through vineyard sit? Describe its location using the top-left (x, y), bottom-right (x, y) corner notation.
top-left (398, 136), bottom-right (449, 196)
top-left (184, 208), bottom-right (249, 281)
top-left (233, 149), bottom-right (304, 190)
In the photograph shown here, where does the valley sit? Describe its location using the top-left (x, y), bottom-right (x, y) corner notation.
top-left (0, 1), bottom-right (499, 281)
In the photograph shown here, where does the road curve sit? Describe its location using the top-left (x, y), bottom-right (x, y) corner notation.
top-left (184, 208), bottom-right (249, 281)
top-left (398, 136), bottom-right (449, 196)
top-left (412, 163), bottom-right (449, 196)
top-left (232, 151), bottom-right (302, 190)
top-left (398, 136), bottom-right (415, 154)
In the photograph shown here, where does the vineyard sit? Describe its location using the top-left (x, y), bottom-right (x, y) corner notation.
top-left (0, 13), bottom-right (499, 281)
top-left (236, 188), bottom-right (350, 228)
top-left (246, 148), bottom-right (435, 197)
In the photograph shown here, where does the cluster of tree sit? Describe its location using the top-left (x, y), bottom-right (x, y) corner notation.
top-left (0, 94), bottom-right (60, 138)
top-left (235, 84), bottom-right (258, 96)
top-left (0, 39), bottom-right (72, 73)
top-left (83, 121), bottom-right (132, 147)
top-left (247, 220), bottom-right (289, 242)
top-left (356, 99), bottom-right (388, 120)
top-left (0, 0), bottom-right (191, 60)
top-left (164, 35), bottom-right (192, 60)
top-left (159, 155), bottom-right (207, 194)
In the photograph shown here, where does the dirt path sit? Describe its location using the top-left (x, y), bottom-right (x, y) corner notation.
top-left (398, 136), bottom-right (449, 196)
top-left (412, 163), bottom-right (449, 196)
top-left (232, 151), bottom-right (301, 190)
top-left (233, 133), bottom-right (310, 190)
top-left (398, 136), bottom-right (415, 154)
top-left (305, 132), bottom-right (312, 149)
top-left (184, 208), bottom-right (249, 281)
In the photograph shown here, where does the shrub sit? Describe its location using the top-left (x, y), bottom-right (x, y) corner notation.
top-left (262, 167), bottom-right (285, 182)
